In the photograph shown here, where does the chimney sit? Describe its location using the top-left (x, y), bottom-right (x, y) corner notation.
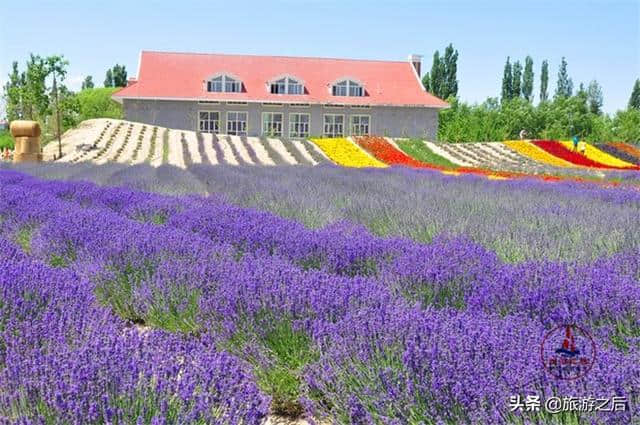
top-left (408, 54), bottom-right (422, 77)
top-left (126, 77), bottom-right (137, 87)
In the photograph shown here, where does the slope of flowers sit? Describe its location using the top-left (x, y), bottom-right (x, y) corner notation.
top-left (532, 140), bottom-right (617, 168)
top-left (559, 140), bottom-right (638, 168)
top-left (504, 140), bottom-right (576, 167)
top-left (1, 169), bottom-right (639, 424)
top-left (310, 137), bottom-right (387, 168)
top-left (355, 136), bottom-right (442, 170)
top-left (608, 142), bottom-right (640, 161)
top-left (597, 143), bottom-right (640, 165)
top-left (395, 139), bottom-right (458, 168)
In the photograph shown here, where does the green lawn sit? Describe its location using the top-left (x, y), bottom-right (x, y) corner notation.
top-left (396, 138), bottom-right (457, 168)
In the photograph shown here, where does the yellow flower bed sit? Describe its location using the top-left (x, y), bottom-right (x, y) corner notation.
top-left (310, 138), bottom-right (387, 168)
top-left (504, 141), bottom-right (575, 168)
top-left (559, 141), bottom-right (635, 168)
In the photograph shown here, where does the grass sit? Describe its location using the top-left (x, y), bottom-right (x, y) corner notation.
top-left (223, 314), bottom-right (318, 417)
top-left (396, 139), bottom-right (457, 168)
top-left (15, 225), bottom-right (35, 253)
top-left (0, 130), bottom-right (14, 150)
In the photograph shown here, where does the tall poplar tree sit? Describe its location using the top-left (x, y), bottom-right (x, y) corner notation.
top-left (430, 51), bottom-right (443, 99)
top-left (587, 80), bottom-right (603, 115)
top-left (501, 57), bottom-right (513, 101)
top-left (522, 56), bottom-right (534, 101)
top-left (540, 60), bottom-right (549, 102)
top-left (628, 79), bottom-right (640, 110)
top-left (442, 43), bottom-right (459, 99)
top-left (555, 57), bottom-right (573, 98)
top-left (512, 60), bottom-right (522, 98)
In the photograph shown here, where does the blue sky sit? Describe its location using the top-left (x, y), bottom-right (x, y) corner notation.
top-left (1, 0), bottom-right (638, 115)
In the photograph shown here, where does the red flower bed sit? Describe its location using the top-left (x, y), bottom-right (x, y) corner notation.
top-left (355, 136), bottom-right (444, 170)
top-left (532, 140), bottom-right (613, 168)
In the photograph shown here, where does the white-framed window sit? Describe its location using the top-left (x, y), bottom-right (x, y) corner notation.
top-left (289, 113), bottom-right (310, 138)
top-left (323, 114), bottom-right (344, 137)
top-left (324, 104), bottom-right (346, 109)
top-left (263, 102), bottom-right (283, 107)
top-left (198, 100), bottom-right (220, 105)
top-left (350, 104), bottom-right (370, 109)
top-left (199, 111), bottom-right (220, 133)
top-left (350, 115), bottom-right (370, 136)
top-left (290, 103), bottom-right (310, 108)
top-left (226, 101), bottom-right (247, 105)
top-left (262, 112), bottom-right (283, 137)
top-left (207, 74), bottom-right (243, 93)
top-left (227, 111), bottom-right (248, 136)
top-left (332, 79), bottom-right (364, 97)
top-left (269, 76), bottom-right (304, 95)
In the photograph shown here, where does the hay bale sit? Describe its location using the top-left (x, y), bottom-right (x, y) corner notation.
top-left (10, 120), bottom-right (41, 138)
top-left (13, 137), bottom-right (41, 154)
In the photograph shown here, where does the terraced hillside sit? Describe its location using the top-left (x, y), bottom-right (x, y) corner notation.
top-left (40, 119), bottom-right (640, 184)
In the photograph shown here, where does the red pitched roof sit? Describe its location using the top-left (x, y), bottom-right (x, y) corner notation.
top-left (112, 51), bottom-right (448, 108)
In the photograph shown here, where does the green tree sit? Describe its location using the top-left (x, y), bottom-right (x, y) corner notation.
top-left (555, 57), bottom-right (573, 98)
top-left (501, 57), bottom-right (513, 102)
top-left (628, 79), bottom-right (640, 110)
top-left (442, 43), bottom-right (459, 98)
top-left (611, 109), bottom-right (640, 142)
top-left (112, 64), bottom-right (127, 87)
top-left (3, 61), bottom-right (24, 121)
top-left (540, 60), bottom-right (549, 102)
top-left (81, 76), bottom-right (94, 90)
top-left (522, 56), bottom-right (534, 101)
top-left (104, 69), bottom-right (113, 87)
top-left (45, 55), bottom-right (69, 159)
top-left (23, 54), bottom-right (50, 120)
top-left (422, 72), bottom-right (430, 92)
top-left (512, 60), bottom-right (522, 98)
top-left (430, 51), bottom-right (444, 99)
top-left (76, 87), bottom-right (123, 121)
top-left (587, 80), bottom-right (603, 115)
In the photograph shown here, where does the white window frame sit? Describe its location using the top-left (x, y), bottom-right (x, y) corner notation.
top-left (289, 113), bottom-right (310, 138)
top-left (350, 114), bottom-right (371, 136)
top-left (206, 74), bottom-right (243, 93)
top-left (226, 111), bottom-right (248, 136)
top-left (289, 103), bottom-right (310, 108)
top-left (198, 110), bottom-right (220, 133)
top-left (269, 76), bottom-right (304, 95)
top-left (331, 79), bottom-right (364, 97)
top-left (262, 112), bottom-right (284, 137)
top-left (323, 114), bottom-right (345, 138)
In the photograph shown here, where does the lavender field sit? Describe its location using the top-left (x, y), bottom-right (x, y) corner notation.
top-left (1, 163), bottom-right (639, 424)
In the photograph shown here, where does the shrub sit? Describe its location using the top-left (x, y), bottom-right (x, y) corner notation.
top-left (75, 87), bottom-right (123, 122)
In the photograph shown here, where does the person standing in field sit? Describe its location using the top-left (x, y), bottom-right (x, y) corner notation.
top-left (519, 129), bottom-right (528, 140)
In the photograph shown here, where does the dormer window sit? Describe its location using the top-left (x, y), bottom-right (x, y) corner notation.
top-left (206, 74), bottom-right (243, 93)
top-left (332, 79), bottom-right (364, 97)
top-left (269, 76), bottom-right (303, 95)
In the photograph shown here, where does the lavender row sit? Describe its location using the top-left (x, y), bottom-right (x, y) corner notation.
top-left (5, 161), bottom-right (640, 263)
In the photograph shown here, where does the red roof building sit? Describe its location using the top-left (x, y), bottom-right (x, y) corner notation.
top-left (113, 51), bottom-right (447, 138)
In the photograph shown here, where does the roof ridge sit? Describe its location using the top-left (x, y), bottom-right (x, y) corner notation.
top-left (140, 50), bottom-right (409, 64)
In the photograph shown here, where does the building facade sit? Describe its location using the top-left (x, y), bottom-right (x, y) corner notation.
top-left (113, 51), bottom-right (447, 139)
